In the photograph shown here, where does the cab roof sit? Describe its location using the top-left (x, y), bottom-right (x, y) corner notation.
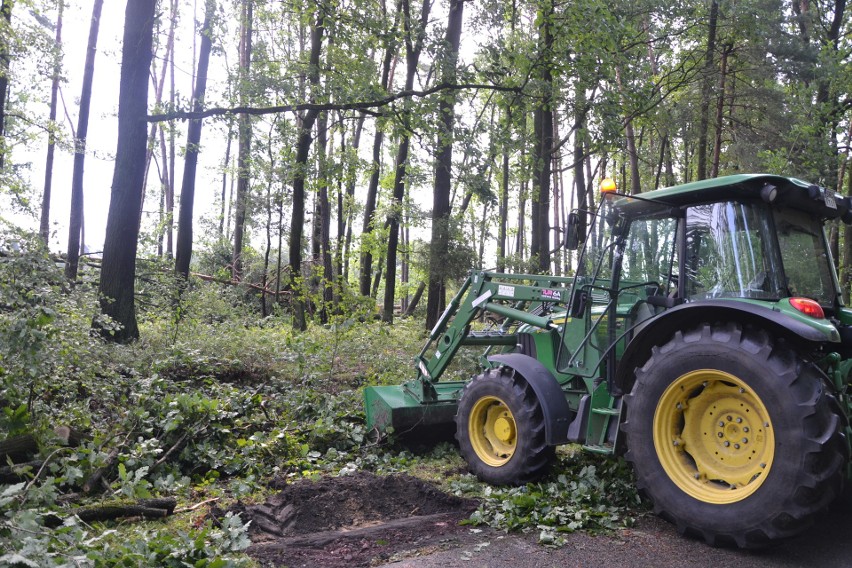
top-left (617, 174), bottom-right (851, 222)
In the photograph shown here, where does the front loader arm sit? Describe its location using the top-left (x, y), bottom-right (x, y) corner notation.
top-left (411, 270), bottom-right (573, 401)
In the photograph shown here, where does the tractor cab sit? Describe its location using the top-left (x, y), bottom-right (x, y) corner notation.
top-left (564, 174), bottom-right (852, 393)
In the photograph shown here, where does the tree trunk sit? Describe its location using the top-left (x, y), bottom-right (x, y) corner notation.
top-left (231, 0), bottom-right (253, 280)
top-left (381, 0), bottom-right (430, 323)
top-left (140, 0), bottom-right (176, 216)
top-left (359, 3), bottom-right (399, 297)
top-left (39, 0), bottom-right (64, 244)
top-left (316, 109), bottom-right (334, 320)
top-left (342, 114), bottom-right (364, 280)
top-left (696, 0), bottom-right (719, 181)
top-left (0, 0), bottom-right (12, 168)
top-left (289, 8), bottom-right (325, 330)
top-left (497, 109), bottom-right (510, 272)
top-left (711, 43), bottom-right (731, 179)
top-left (65, 0), bottom-right (103, 281)
top-left (175, 0), bottom-right (215, 280)
top-left (423, 0), bottom-right (464, 328)
top-left (530, 0), bottom-right (553, 273)
top-left (574, 80), bottom-right (588, 241)
top-left (219, 124), bottom-right (233, 237)
top-left (96, 0), bottom-right (155, 343)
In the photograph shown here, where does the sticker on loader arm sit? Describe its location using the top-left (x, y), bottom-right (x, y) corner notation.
top-left (541, 289), bottom-right (561, 301)
top-left (498, 285), bottom-right (515, 297)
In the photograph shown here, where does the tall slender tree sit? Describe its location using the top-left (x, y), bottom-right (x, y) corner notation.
top-left (359, 1), bottom-right (400, 297)
top-left (175, 0), bottom-right (216, 279)
top-left (39, 0), bottom-right (64, 244)
top-left (424, 0), bottom-right (464, 329)
top-left (231, 0), bottom-right (253, 280)
top-left (378, 0), bottom-right (430, 322)
top-left (0, 0), bottom-right (12, 169)
top-left (289, 6), bottom-right (325, 330)
top-left (97, 0), bottom-right (155, 342)
top-left (65, 0), bottom-right (103, 280)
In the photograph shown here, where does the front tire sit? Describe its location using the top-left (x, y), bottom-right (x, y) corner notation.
top-left (624, 322), bottom-right (847, 548)
top-left (456, 368), bottom-right (553, 485)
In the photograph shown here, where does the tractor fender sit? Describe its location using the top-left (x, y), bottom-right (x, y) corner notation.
top-left (488, 353), bottom-right (571, 445)
top-left (614, 299), bottom-right (834, 395)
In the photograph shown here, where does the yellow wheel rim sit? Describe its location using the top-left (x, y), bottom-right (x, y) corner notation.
top-left (653, 369), bottom-right (775, 504)
top-left (469, 396), bottom-right (517, 467)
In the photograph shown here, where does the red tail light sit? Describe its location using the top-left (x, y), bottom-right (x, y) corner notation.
top-left (790, 298), bottom-right (825, 319)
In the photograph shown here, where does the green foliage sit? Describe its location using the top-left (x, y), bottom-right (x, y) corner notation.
top-left (462, 451), bottom-right (643, 546)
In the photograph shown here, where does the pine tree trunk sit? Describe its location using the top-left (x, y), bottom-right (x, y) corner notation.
top-left (65, 0), bottom-right (103, 281)
top-left (96, 0), bottom-right (155, 343)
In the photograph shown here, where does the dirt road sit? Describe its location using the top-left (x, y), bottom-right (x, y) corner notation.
top-left (379, 505), bottom-right (852, 568)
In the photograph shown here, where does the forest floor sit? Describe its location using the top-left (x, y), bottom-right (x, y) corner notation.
top-left (233, 471), bottom-right (478, 567)
top-left (229, 469), bottom-right (852, 568)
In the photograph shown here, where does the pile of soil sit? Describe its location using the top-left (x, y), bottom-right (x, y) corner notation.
top-left (238, 472), bottom-right (478, 567)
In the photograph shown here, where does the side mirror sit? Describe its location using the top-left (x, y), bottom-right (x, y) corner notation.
top-left (565, 212), bottom-right (584, 250)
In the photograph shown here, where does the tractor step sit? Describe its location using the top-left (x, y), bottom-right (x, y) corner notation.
top-left (591, 407), bottom-right (620, 416)
top-left (364, 382), bottom-right (465, 434)
top-left (582, 444), bottom-right (615, 455)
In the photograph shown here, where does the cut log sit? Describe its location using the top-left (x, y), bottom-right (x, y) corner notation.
top-left (74, 505), bottom-right (170, 523)
top-left (0, 434), bottom-right (39, 463)
top-left (82, 445), bottom-right (121, 494)
top-left (0, 460), bottom-right (43, 483)
top-left (64, 497), bottom-right (177, 525)
top-left (54, 425), bottom-right (89, 447)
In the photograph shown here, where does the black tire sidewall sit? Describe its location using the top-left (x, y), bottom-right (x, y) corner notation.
top-left (456, 370), bottom-right (542, 485)
top-left (626, 329), bottom-right (820, 533)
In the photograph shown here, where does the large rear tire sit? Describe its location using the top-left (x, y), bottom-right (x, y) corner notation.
top-left (624, 322), bottom-right (847, 548)
top-left (456, 368), bottom-right (554, 485)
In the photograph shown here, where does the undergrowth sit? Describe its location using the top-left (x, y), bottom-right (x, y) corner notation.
top-left (0, 230), bottom-right (643, 565)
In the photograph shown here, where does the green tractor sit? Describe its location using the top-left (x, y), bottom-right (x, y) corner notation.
top-left (364, 174), bottom-right (852, 547)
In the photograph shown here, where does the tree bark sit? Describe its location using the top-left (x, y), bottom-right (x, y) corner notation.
top-left (289, 7), bottom-right (325, 330)
top-left (39, 0), bottom-right (64, 244)
top-left (65, 0), bottom-right (103, 280)
top-left (96, 0), bottom-right (155, 343)
top-left (0, 0), bottom-right (12, 168)
top-left (423, 0), bottom-right (464, 328)
top-left (696, 0), bottom-right (719, 181)
top-left (529, 0), bottom-right (553, 273)
top-left (175, 0), bottom-right (215, 280)
top-left (710, 43), bottom-right (731, 179)
top-left (342, 114), bottom-right (364, 280)
top-left (359, 3), bottom-right (399, 297)
top-left (231, 0), bottom-right (253, 280)
top-left (382, 0), bottom-right (431, 324)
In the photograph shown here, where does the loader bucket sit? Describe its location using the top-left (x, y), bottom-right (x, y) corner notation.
top-left (364, 382), bottom-right (464, 434)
